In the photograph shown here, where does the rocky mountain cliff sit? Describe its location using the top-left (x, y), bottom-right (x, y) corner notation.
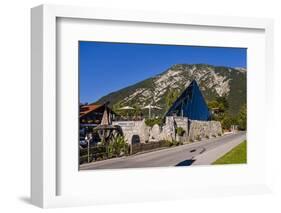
top-left (96, 64), bottom-right (246, 117)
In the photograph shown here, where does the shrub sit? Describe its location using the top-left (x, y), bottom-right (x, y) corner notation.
top-left (108, 135), bottom-right (128, 157)
top-left (158, 140), bottom-right (178, 147)
top-left (162, 140), bottom-right (179, 146)
top-left (162, 140), bottom-right (172, 147)
top-left (79, 145), bottom-right (107, 164)
top-left (145, 118), bottom-right (163, 127)
top-left (169, 140), bottom-right (175, 147)
top-left (195, 135), bottom-right (201, 141)
top-left (173, 140), bottom-right (180, 146)
top-left (176, 127), bottom-right (185, 136)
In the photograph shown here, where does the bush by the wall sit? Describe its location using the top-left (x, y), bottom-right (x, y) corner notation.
top-left (145, 118), bottom-right (163, 127)
top-left (176, 127), bottom-right (185, 136)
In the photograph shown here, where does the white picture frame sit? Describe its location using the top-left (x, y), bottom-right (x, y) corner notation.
top-left (31, 4), bottom-right (274, 208)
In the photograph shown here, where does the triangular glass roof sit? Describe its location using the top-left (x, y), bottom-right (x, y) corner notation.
top-left (165, 80), bottom-right (210, 121)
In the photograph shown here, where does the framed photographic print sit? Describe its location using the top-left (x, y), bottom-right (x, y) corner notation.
top-left (31, 4), bottom-right (274, 208)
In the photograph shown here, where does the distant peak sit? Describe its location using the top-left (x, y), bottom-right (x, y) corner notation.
top-left (235, 67), bottom-right (247, 72)
top-left (170, 63), bottom-right (214, 70)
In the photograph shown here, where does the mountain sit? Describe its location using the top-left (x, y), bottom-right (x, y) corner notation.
top-left (96, 64), bottom-right (246, 117)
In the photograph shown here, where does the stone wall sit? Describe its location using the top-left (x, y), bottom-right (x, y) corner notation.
top-left (112, 120), bottom-right (150, 144)
top-left (188, 120), bottom-right (222, 141)
top-left (113, 118), bottom-right (176, 144)
top-left (159, 116), bottom-right (176, 141)
top-left (174, 117), bottom-right (189, 142)
top-left (113, 117), bottom-right (222, 144)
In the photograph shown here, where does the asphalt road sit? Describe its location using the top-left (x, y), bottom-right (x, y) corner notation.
top-left (79, 132), bottom-right (246, 170)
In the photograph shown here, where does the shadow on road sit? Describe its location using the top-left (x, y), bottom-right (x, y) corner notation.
top-left (175, 159), bottom-right (195, 166)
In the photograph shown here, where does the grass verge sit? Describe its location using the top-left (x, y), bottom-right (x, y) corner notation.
top-left (212, 140), bottom-right (247, 165)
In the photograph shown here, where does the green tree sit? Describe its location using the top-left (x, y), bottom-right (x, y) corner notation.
top-left (132, 104), bottom-right (142, 117)
top-left (237, 104), bottom-right (247, 130)
top-left (216, 96), bottom-right (229, 110)
top-left (207, 100), bottom-right (219, 109)
top-left (112, 102), bottom-right (126, 117)
top-left (208, 96), bottom-right (230, 122)
top-left (165, 89), bottom-right (180, 110)
top-left (221, 115), bottom-right (237, 130)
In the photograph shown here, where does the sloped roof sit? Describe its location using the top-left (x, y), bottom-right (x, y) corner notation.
top-left (80, 104), bottom-right (103, 117)
top-left (165, 80), bottom-right (210, 121)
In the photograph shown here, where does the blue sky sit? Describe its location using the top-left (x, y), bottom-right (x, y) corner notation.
top-left (79, 41), bottom-right (246, 103)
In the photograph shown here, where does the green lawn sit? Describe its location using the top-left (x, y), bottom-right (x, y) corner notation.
top-left (212, 141), bottom-right (247, 165)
